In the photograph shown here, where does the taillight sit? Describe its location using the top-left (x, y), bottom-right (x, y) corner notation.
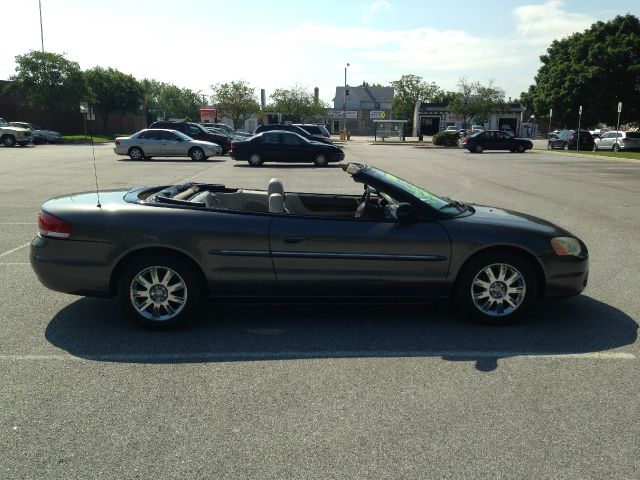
top-left (324, 133), bottom-right (330, 137)
top-left (38, 212), bottom-right (73, 239)
top-left (115, 139), bottom-right (120, 145)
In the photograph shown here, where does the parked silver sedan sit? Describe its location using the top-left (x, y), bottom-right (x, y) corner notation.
top-left (114, 129), bottom-right (222, 161)
top-left (594, 131), bottom-right (640, 152)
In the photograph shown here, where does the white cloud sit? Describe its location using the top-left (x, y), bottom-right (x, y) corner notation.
top-left (513, 1), bottom-right (594, 45)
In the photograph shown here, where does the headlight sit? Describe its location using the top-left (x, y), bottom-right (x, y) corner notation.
top-left (551, 237), bottom-right (582, 256)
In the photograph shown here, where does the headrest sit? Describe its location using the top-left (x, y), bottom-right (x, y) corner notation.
top-left (267, 178), bottom-right (284, 196)
top-left (269, 193), bottom-right (285, 214)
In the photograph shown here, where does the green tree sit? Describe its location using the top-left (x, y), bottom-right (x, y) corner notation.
top-left (140, 80), bottom-right (204, 123)
top-left (85, 67), bottom-right (143, 132)
top-left (270, 85), bottom-right (328, 123)
top-left (6, 51), bottom-right (88, 112)
top-left (449, 77), bottom-right (507, 127)
top-left (391, 74), bottom-right (441, 132)
top-left (210, 81), bottom-right (260, 129)
top-left (521, 14), bottom-right (640, 127)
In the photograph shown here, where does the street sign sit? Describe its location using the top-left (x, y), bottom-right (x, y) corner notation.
top-left (370, 111), bottom-right (387, 119)
top-left (80, 102), bottom-right (89, 114)
top-left (618, 102), bottom-right (622, 113)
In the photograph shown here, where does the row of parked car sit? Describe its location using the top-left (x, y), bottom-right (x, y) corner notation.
top-left (113, 121), bottom-right (342, 166)
top-left (0, 118), bottom-right (63, 147)
top-left (548, 129), bottom-right (640, 151)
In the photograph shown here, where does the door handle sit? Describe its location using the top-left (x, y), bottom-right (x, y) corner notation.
top-left (283, 236), bottom-right (304, 244)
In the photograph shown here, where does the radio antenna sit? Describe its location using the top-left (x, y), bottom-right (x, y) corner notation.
top-left (89, 111), bottom-right (102, 208)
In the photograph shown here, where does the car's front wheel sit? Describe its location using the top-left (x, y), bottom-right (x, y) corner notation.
top-left (189, 147), bottom-right (205, 161)
top-left (117, 254), bottom-right (203, 329)
top-left (128, 147), bottom-right (144, 160)
top-left (2, 135), bottom-right (16, 147)
top-left (248, 152), bottom-right (263, 167)
top-left (474, 144), bottom-right (483, 153)
top-left (313, 153), bottom-right (329, 167)
top-left (455, 252), bottom-right (537, 324)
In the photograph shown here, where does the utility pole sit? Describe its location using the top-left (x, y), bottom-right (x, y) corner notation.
top-left (343, 62), bottom-right (350, 138)
top-left (577, 105), bottom-right (582, 152)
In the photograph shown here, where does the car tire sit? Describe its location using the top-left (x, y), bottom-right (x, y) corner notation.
top-left (455, 251), bottom-right (537, 325)
top-left (117, 254), bottom-right (203, 330)
top-left (129, 147), bottom-right (144, 160)
top-left (248, 152), bottom-right (263, 167)
top-left (313, 153), bottom-right (329, 167)
top-left (517, 144), bottom-right (525, 153)
top-left (474, 144), bottom-right (483, 153)
top-left (2, 135), bottom-right (16, 147)
top-left (189, 147), bottom-right (205, 161)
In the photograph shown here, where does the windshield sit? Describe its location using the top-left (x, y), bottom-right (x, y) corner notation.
top-left (365, 167), bottom-right (461, 213)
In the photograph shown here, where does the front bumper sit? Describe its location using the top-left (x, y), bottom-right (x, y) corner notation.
top-left (539, 254), bottom-right (589, 296)
top-left (30, 235), bottom-right (127, 298)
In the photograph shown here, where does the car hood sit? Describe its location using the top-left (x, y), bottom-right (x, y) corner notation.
top-left (461, 205), bottom-right (572, 237)
top-left (190, 140), bottom-right (221, 148)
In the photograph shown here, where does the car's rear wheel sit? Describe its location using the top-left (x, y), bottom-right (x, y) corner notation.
top-left (455, 252), bottom-right (537, 324)
top-left (129, 147), bottom-right (144, 160)
top-left (313, 153), bottom-right (328, 167)
top-left (248, 152), bottom-right (263, 167)
top-left (189, 147), bottom-right (205, 161)
top-left (474, 144), bottom-right (483, 153)
top-left (2, 135), bottom-right (16, 147)
top-left (517, 144), bottom-right (525, 153)
top-left (118, 254), bottom-right (203, 330)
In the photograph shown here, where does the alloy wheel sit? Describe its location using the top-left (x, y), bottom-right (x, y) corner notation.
top-left (470, 263), bottom-right (526, 318)
top-left (129, 266), bottom-right (187, 322)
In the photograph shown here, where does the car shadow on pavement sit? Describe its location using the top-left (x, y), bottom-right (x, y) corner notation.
top-left (117, 158), bottom-right (227, 163)
top-left (233, 164), bottom-right (342, 169)
top-left (45, 295), bottom-right (637, 372)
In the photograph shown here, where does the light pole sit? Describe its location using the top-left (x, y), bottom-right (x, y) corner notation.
top-left (343, 62), bottom-right (350, 138)
top-left (39, 0), bottom-right (44, 52)
top-left (548, 108), bottom-right (553, 149)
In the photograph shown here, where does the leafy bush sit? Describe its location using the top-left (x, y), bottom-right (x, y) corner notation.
top-left (432, 130), bottom-right (460, 146)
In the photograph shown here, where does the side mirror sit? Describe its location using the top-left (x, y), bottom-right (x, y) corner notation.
top-left (395, 202), bottom-right (415, 222)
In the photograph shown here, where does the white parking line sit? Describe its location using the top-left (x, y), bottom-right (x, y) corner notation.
top-left (0, 222), bottom-right (37, 225)
top-left (0, 350), bottom-right (634, 362)
top-left (0, 262), bottom-right (29, 265)
top-left (0, 242), bottom-right (31, 258)
top-left (177, 161), bottom-right (228, 184)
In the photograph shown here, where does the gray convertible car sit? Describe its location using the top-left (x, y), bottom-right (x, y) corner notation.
top-left (31, 163), bottom-right (588, 329)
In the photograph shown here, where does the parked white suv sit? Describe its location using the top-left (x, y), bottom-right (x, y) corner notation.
top-left (0, 118), bottom-right (32, 147)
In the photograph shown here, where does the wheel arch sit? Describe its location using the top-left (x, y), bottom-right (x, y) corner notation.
top-left (109, 246), bottom-right (208, 297)
top-left (453, 245), bottom-right (546, 298)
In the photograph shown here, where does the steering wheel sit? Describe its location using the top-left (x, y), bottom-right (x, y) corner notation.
top-left (355, 186), bottom-right (372, 218)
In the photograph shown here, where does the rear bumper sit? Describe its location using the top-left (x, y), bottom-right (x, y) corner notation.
top-left (539, 254), bottom-right (589, 297)
top-left (30, 235), bottom-right (126, 298)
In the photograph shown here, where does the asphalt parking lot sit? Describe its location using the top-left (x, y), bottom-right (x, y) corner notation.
top-left (1, 141), bottom-right (639, 479)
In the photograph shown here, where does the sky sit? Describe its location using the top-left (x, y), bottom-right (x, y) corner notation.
top-left (1, 0), bottom-right (638, 106)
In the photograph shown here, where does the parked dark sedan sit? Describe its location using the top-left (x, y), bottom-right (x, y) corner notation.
top-left (31, 163), bottom-right (588, 329)
top-left (254, 123), bottom-right (333, 144)
top-left (150, 121), bottom-right (232, 154)
top-left (548, 130), bottom-right (594, 150)
top-left (230, 130), bottom-right (344, 167)
top-left (462, 130), bottom-right (533, 153)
